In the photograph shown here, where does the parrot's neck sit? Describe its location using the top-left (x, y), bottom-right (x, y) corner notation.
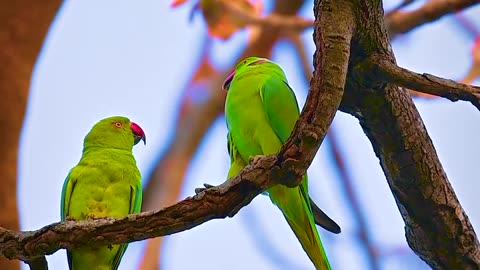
top-left (83, 141), bottom-right (133, 152)
top-left (82, 145), bottom-right (134, 158)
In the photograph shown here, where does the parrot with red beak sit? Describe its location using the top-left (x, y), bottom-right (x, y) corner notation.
top-left (61, 116), bottom-right (146, 270)
top-left (223, 57), bottom-right (336, 269)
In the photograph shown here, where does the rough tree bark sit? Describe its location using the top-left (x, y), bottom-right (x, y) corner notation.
top-left (0, 1), bottom-right (63, 269)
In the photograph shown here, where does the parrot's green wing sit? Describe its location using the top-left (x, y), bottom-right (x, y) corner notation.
top-left (260, 77), bottom-right (341, 234)
top-left (226, 131), bottom-right (247, 179)
top-left (112, 182), bottom-right (142, 270)
top-left (260, 78), bottom-right (300, 142)
top-left (60, 172), bottom-right (75, 221)
top-left (260, 76), bottom-right (331, 269)
top-left (60, 169), bottom-right (79, 269)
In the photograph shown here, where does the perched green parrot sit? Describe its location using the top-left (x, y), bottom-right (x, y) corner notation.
top-left (61, 116), bottom-right (146, 270)
top-left (223, 57), bottom-right (336, 269)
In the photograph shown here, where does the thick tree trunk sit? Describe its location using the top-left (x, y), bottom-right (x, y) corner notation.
top-left (0, 1), bottom-right (63, 269)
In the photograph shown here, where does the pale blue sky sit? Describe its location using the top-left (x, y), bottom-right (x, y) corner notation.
top-left (17, 0), bottom-right (480, 269)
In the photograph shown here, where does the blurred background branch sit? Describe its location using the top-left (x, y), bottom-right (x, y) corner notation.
top-left (0, 1), bottom-right (62, 269)
top-left (215, 0), bottom-right (313, 31)
top-left (385, 0), bottom-right (479, 38)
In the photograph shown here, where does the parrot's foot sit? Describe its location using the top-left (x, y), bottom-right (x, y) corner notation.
top-left (65, 216), bottom-right (77, 221)
top-left (194, 183), bottom-right (215, 194)
top-left (248, 155), bottom-right (264, 164)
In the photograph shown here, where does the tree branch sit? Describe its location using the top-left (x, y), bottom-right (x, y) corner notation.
top-left (220, 0), bottom-right (479, 40)
top-left (0, 155), bottom-right (276, 261)
top-left (340, 0), bottom-right (480, 268)
top-left (216, 0), bottom-right (313, 31)
top-left (363, 54), bottom-right (480, 110)
top-left (275, 0), bottom-right (355, 184)
top-left (386, 0), bottom-right (479, 38)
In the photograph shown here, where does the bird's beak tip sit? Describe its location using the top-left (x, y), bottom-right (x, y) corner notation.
top-left (222, 71), bottom-right (235, 91)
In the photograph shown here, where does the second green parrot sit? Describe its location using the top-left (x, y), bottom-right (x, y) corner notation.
top-left (223, 57), bottom-right (335, 269)
top-left (60, 116), bottom-right (146, 270)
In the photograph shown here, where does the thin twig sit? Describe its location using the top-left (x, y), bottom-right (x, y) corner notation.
top-left (386, 0), bottom-right (479, 38)
top-left (363, 54), bottom-right (480, 110)
top-left (216, 0), bottom-right (313, 31)
top-left (385, 0), bottom-right (417, 16)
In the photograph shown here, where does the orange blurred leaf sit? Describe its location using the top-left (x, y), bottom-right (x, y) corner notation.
top-left (201, 0), bottom-right (262, 40)
top-left (170, 0), bottom-right (261, 40)
top-left (461, 36), bottom-right (480, 85)
top-left (171, 0), bottom-right (188, 7)
top-left (171, 0), bottom-right (262, 40)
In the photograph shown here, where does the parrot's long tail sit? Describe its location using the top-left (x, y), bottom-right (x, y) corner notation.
top-left (269, 178), bottom-right (331, 270)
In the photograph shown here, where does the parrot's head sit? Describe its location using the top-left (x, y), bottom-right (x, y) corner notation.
top-left (84, 116), bottom-right (146, 151)
top-left (222, 56), bottom-right (271, 91)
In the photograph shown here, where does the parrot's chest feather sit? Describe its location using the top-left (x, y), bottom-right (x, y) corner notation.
top-left (68, 151), bottom-right (139, 219)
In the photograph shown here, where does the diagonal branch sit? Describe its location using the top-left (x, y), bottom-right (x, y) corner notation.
top-left (363, 54), bottom-right (480, 110)
top-left (0, 155), bottom-right (276, 262)
top-left (386, 0), bottom-right (479, 38)
top-left (276, 0), bottom-right (355, 182)
top-left (385, 0), bottom-right (417, 15)
top-left (216, 0), bottom-right (313, 31)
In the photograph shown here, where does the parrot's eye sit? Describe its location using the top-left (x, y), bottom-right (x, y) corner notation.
top-left (114, 122), bottom-right (123, 128)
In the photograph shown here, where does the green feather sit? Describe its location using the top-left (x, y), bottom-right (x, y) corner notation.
top-left (224, 57), bottom-right (332, 269)
top-left (60, 116), bottom-right (144, 270)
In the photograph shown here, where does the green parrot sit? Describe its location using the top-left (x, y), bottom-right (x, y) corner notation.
top-left (60, 116), bottom-right (146, 270)
top-left (223, 57), bottom-right (335, 269)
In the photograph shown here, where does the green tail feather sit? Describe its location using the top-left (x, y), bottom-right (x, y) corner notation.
top-left (269, 177), bottom-right (331, 270)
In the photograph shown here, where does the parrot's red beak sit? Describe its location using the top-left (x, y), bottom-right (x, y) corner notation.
top-left (130, 122), bottom-right (146, 145)
top-left (222, 71), bottom-right (235, 91)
